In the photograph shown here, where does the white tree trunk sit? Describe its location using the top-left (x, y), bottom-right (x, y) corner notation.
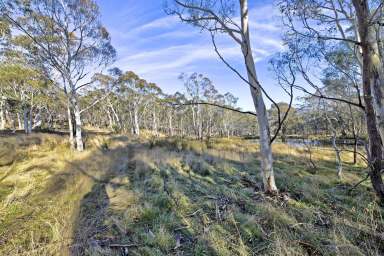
top-left (152, 109), bottom-right (158, 136)
top-left (197, 104), bottom-right (202, 139)
top-left (240, 0), bottom-right (277, 193)
top-left (17, 113), bottom-right (22, 130)
top-left (332, 135), bottom-right (343, 179)
top-left (133, 106), bottom-right (140, 136)
top-left (23, 107), bottom-right (29, 134)
top-left (326, 112), bottom-right (343, 178)
top-left (352, 0), bottom-right (384, 200)
top-left (67, 99), bottom-right (75, 150)
top-left (0, 97), bottom-right (5, 130)
top-left (191, 106), bottom-right (197, 137)
top-left (109, 103), bottom-right (120, 129)
top-left (363, 20), bottom-right (384, 146)
top-left (73, 98), bottom-right (84, 151)
top-left (168, 111), bottom-right (174, 136)
top-left (28, 107), bottom-right (33, 133)
top-left (32, 111), bottom-right (42, 129)
top-left (180, 116), bottom-right (184, 136)
top-left (107, 108), bottom-right (113, 129)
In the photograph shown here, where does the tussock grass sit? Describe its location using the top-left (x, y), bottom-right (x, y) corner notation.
top-left (0, 134), bottom-right (382, 255)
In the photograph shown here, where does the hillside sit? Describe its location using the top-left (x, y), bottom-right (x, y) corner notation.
top-left (0, 133), bottom-right (382, 256)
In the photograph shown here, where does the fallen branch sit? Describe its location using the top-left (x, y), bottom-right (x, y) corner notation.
top-left (348, 172), bottom-right (370, 193)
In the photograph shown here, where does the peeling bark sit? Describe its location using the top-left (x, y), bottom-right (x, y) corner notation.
top-left (353, 0), bottom-right (384, 201)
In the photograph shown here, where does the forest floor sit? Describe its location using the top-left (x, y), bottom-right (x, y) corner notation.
top-left (0, 132), bottom-right (383, 256)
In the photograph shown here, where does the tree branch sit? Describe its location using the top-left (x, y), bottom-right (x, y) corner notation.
top-left (171, 101), bottom-right (257, 117)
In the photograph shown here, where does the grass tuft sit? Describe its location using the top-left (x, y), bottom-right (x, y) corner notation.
top-left (0, 135), bottom-right (382, 255)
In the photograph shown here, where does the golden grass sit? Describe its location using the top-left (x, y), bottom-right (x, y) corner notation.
top-left (0, 134), bottom-right (382, 255)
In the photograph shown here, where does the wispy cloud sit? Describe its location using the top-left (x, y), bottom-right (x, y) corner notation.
top-left (258, 37), bottom-right (285, 51)
top-left (133, 15), bottom-right (179, 32)
top-left (100, 1), bottom-right (287, 109)
top-left (114, 6), bottom-right (283, 74)
top-left (116, 43), bottom-right (244, 75)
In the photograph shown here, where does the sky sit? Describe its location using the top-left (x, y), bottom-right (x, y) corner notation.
top-left (96, 0), bottom-right (290, 111)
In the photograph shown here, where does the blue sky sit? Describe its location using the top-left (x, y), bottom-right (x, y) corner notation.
top-left (96, 0), bottom-right (290, 111)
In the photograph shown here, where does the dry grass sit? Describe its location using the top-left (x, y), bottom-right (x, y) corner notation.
top-left (0, 134), bottom-right (382, 255)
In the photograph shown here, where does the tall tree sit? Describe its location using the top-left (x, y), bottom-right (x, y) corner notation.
top-left (166, 0), bottom-right (294, 193)
top-left (279, 0), bottom-right (384, 201)
top-left (1, 0), bottom-right (116, 151)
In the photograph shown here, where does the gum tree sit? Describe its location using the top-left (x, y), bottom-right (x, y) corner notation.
top-left (279, 0), bottom-right (384, 201)
top-left (166, 0), bottom-right (293, 193)
top-left (1, 0), bottom-right (115, 151)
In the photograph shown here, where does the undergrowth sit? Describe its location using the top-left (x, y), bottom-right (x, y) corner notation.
top-left (0, 134), bottom-right (382, 255)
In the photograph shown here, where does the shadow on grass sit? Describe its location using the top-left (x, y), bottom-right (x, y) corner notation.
top-left (55, 137), bottom-right (384, 256)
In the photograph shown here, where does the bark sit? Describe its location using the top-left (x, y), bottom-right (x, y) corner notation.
top-left (152, 109), bottom-right (158, 136)
top-left (67, 99), bottom-right (75, 150)
top-left (349, 105), bottom-right (359, 164)
top-left (107, 107), bottom-right (113, 129)
top-left (109, 103), bottom-right (120, 129)
top-left (0, 97), bottom-right (5, 130)
top-left (168, 111), bottom-right (174, 136)
top-left (28, 93), bottom-right (34, 133)
top-left (28, 107), bottom-right (33, 133)
top-left (353, 0), bottom-right (384, 201)
top-left (32, 110), bottom-right (42, 129)
top-left (240, 0), bottom-right (277, 193)
top-left (281, 126), bottom-right (287, 143)
top-left (11, 112), bottom-right (16, 132)
top-left (73, 97), bottom-right (84, 151)
top-left (180, 116), bottom-right (184, 136)
top-left (331, 127), bottom-right (343, 178)
top-left (353, 0), bottom-right (384, 144)
top-left (208, 114), bottom-right (212, 138)
top-left (191, 105), bottom-right (197, 137)
top-left (197, 104), bottom-right (202, 139)
top-left (17, 113), bottom-right (22, 130)
top-left (133, 105), bottom-right (140, 136)
top-left (325, 111), bottom-right (343, 178)
top-left (23, 107), bottom-right (29, 134)
top-left (223, 118), bottom-right (229, 138)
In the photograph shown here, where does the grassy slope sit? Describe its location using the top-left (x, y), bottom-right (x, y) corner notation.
top-left (0, 134), bottom-right (383, 256)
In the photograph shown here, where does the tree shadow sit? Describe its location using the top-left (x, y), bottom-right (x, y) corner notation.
top-left (54, 136), bottom-right (381, 256)
top-left (70, 183), bottom-right (110, 255)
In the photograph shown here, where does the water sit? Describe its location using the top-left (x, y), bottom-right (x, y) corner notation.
top-left (284, 138), bottom-right (364, 148)
top-left (286, 138), bottom-right (322, 147)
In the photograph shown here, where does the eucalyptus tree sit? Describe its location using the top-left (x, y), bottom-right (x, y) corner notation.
top-left (115, 71), bottom-right (161, 136)
top-left (0, 63), bottom-right (47, 133)
top-left (178, 73), bottom-right (207, 139)
top-left (279, 0), bottom-right (384, 200)
top-left (1, 0), bottom-right (115, 151)
top-left (222, 92), bottom-right (239, 137)
top-left (172, 92), bottom-right (189, 136)
top-left (202, 80), bottom-right (220, 137)
top-left (145, 83), bottom-right (163, 136)
top-left (166, 0), bottom-right (291, 193)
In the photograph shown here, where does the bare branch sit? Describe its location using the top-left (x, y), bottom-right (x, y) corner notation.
top-left (173, 0), bottom-right (243, 45)
top-left (170, 101), bottom-right (257, 117)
